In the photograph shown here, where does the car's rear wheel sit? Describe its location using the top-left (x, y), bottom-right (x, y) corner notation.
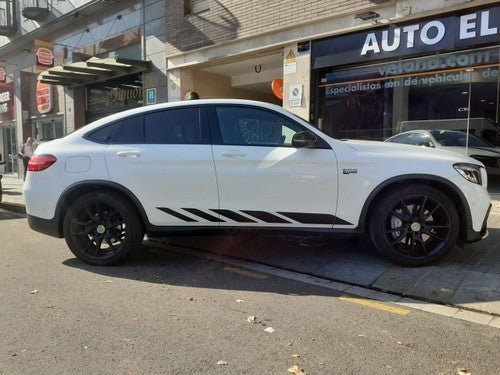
top-left (369, 184), bottom-right (459, 266)
top-left (63, 191), bottom-right (144, 265)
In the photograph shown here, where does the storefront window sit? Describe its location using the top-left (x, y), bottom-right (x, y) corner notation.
top-left (86, 74), bottom-right (143, 123)
top-left (316, 46), bottom-right (500, 145)
top-left (1, 124), bottom-right (17, 173)
top-left (33, 120), bottom-right (63, 141)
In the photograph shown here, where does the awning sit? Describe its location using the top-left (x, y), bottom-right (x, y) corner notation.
top-left (38, 57), bottom-right (150, 87)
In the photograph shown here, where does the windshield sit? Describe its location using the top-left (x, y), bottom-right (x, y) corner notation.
top-left (430, 130), bottom-right (492, 148)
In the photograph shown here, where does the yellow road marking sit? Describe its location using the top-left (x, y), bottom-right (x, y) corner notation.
top-left (339, 296), bottom-right (411, 316)
top-left (223, 266), bottom-right (269, 279)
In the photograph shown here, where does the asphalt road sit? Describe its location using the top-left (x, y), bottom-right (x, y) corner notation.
top-left (1, 209), bottom-right (499, 375)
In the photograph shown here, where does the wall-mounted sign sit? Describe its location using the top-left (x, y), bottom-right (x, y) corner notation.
top-left (36, 82), bottom-right (53, 114)
top-left (0, 83), bottom-right (14, 121)
top-left (312, 4), bottom-right (500, 69)
top-left (288, 84), bottom-right (303, 107)
top-left (284, 49), bottom-right (297, 75)
top-left (35, 39), bottom-right (54, 71)
top-left (146, 88), bottom-right (157, 104)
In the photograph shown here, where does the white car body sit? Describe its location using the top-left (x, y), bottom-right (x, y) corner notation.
top-left (23, 99), bottom-right (491, 266)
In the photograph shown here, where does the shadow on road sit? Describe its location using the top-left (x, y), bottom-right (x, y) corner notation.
top-left (62, 227), bottom-right (500, 311)
top-left (0, 209), bottom-right (25, 221)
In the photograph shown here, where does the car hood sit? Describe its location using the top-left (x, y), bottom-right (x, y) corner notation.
top-left (342, 139), bottom-right (476, 163)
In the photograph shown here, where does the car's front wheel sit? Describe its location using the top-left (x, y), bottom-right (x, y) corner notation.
top-left (369, 184), bottom-right (459, 266)
top-left (63, 191), bottom-right (144, 266)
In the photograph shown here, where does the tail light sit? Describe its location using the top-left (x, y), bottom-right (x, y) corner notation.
top-left (28, 154), bottom-right (57, 172)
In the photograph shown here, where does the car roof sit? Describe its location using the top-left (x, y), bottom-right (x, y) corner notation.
top-left (69, 99), bottom-right (289, 137)
top-left (99, 98), bottom-right (282, 122)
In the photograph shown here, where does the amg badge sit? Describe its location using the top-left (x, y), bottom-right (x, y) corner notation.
top-left (343, 168), bottom-right (358, 175)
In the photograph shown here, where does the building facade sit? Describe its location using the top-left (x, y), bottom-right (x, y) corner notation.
top-left (0, 0), bottom-right (166, 175)
top-left (168, 0), bottom-right (500, 146)
top-left (1, 0), bottom-right (499, 177)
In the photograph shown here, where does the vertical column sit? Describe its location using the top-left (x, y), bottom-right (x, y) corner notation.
top-left (13, 69), bottom-right (23, 178)
top-left (142, 0), bottom-right (168, 104)
top-left (282, 42), bottom-right (311, 122)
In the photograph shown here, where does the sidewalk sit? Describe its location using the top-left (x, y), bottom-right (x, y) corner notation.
top-left (1, 172), bottom-right (499, 323)
top-left (0, 173), bottom-right (26, 213)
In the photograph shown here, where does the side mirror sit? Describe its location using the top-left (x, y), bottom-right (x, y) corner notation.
top-left (292, 131), bottom-right (317, 148)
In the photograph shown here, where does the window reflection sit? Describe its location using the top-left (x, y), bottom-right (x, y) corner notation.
top-left (317, 46), bottom-right (500, 145)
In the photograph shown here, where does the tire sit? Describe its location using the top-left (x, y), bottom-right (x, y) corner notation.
top-left (369, 184), bottom-right (459, 266)
top-left (63, 191), bottom-right (144, 266)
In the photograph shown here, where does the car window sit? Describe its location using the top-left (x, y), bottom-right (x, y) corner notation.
top-left (85, 121), bottom-right (124, 144)
top-left (215, 106), bottom-right (304, 147)
top-left (144, 107), bottom-right (207, 144)
top-left (430, 130), bottom-right (492, 148)
top-left (114, 116), bottom-right (144, 144)
top-left (86, 116), bottom-right (143, 144)
top-left (388, 132), bottom-right (433, 147)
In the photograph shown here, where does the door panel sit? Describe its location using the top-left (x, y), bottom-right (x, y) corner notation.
top-left (211, 105), bottom-right (338, 228)
top-left (106, 144), bottom-right (218, 226)
top-left (104, 107), bottom-right (219, 226)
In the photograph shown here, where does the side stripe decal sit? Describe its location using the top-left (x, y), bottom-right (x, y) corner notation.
top-left (157, 207), bottom-right (197, 222)
top-left (156, 207), bottom-right (353, 226)
top-left (241, 210), bottom-right (291, 223)
top-left (278, 212), bottom-right (334, 225)
top-left (211, 209), bottom-right (257, 223)
top-left (277, 212), bottom-right (352, 225)
top-left (182, 208), bottom-right (223, 222)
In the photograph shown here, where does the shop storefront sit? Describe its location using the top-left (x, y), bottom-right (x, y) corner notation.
top-left (86, 74), bottom-right (143, 124)
top-left (0, 82), bottom-right (17, 172)
top-left (312, 4), bottom-right (500, 145)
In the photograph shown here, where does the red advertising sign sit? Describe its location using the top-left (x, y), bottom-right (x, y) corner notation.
top-left (35, 39), bottom-right (54, 71)
top-left (0, 83), bottom-right (14, 121)
top-left (36, 82), bottom-right (52, 114)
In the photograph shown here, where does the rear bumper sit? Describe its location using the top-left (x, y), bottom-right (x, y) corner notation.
top-left (27, 214), bottom-right (63, 238)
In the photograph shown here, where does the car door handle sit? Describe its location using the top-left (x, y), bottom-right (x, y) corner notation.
top-left (222, 151), bottom-right (247, 158)
top-left (116, 150), bottom-right (142, 158)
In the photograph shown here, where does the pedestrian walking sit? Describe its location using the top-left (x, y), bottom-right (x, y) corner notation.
top-left (19, 137), bottom-right (39, 180)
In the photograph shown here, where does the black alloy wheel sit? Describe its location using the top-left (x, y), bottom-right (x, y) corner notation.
top-left (370, 184), bottom-right (459, 266)
top-left (63, 191), bottom-right (144, 266)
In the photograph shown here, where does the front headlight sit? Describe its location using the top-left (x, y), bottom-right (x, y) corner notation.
top-left (453, 163), bottom-right (485, 186)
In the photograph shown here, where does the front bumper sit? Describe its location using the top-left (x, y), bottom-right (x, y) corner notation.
top-left (464, 203), bottom-right (491, 244)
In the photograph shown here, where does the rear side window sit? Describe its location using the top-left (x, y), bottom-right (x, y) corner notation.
top-left (85, 107), bottom-right (209, 145)
top-left (86, 116), bottom-right (144, 144)
top-left (86, 122), bottom-right (122, 144)
top-left (144, 107), bottom-right (208, 144)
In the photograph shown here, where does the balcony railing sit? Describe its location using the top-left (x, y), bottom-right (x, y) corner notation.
top-left (0, 0), bottom-right (15, 35)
